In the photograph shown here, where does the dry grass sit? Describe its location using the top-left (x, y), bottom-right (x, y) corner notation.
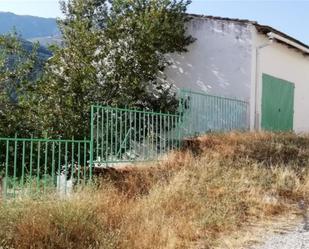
top-left (1, 132), bottom-right (309, 249)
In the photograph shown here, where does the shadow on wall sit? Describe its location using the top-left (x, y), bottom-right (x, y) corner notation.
top-left (165, 17), bottom-right (252, 101)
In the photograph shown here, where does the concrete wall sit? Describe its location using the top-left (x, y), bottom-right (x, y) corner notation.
top-left (166, 16), bottom-right (309, 132)
top-left (165, 16), bottom-right (253, 101)
top-left (253, 31), bottom-right (309, 132)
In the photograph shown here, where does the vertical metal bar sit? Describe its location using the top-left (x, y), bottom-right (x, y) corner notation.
top-left (58, 142), bottom-right (61, 185)
top-left (220, 97), bottom-right (223, 131)
top-left (178, 89), bottom-right (183, 141)
top-left (239, 101), bottom-right (242, 130)
top-left (218, 97), bottom-right (220, 131)
top-left (219, 98), bottom-right (222, 131)
top-left (231, 100), bottom-right (234, 130)
top-left (142, 112), bottom-right (145, 160)
top-left (196, 96), bottom-right (200, 134)
top-left (129, 111), bottom-right (133, 161)
top-left (201, 94), bottom-right (204, 133)
top-left (214, 96), bottom-right (217, 131)
top-left (224, 99), bottom-right (227, 131)
top-left (119, 110), bottom-right (123, 160)
top-left (134, 111), bottom-right (136, 160)
top-left (224, 98), bottom-right (226, 132)
top-left (232, 100), bottom-right (235, 130)
top-left (13, 136), bottom-right (17, 198)
top-left (176, 114), bottom-right (180, 149)
top-left (206, 94), bottom-right (209, 132)
top-left (230, 100), bottom-right (232, 131)
top-left (29, 136), bottom-right (33, 193)
top-left (233, 101), bottom-right (238, 130)
top-left (234, 101), bottom-right (236, 130)
top-left (156, 114), bottom-right (159, 159)
top-left (89, 105), bottom-right (94, 182)
top-left (110, 110), bottom-right (115, 161)
top-left (219, 98), bottom-right (226, 132)
top-left (241, 102), bottom-right (244, 130)
top-left (209, 95), bottom-right (212, 131)
top-left (234, 101), bottom-right (238, 130)
top-left (52, 142), bottom-right (55, 189)
top-left (224, 100), bottom-right (230, 131)
top-left (211, 96), bottom-right (214, 131)
top-left (237, 102), bottom-right (240, 129)
top-left (152, 113), bottom-right (154, 158)
top-left (101, 108), bottom-right (104, 161)
top-left (225, 100), bottom-right (230, 131)
top-left (4, 140), bottom-right (9, 199)
top-left (222, 97), bottom-right (224, 131)
top-left (236, 103), bottom-right (242, 130)
top-left (64, 141), bottom-right (68, 194)
top-left (138, 111), bottom-right (141, 159)
top-left (124, 110), bottom-right (127, 158)
top-left (188, 90), bottom-right (191, 136)
top-left (176, 115), bottom-right (182, 149)
top-left (21, 140), bottom-right (25, 192)
top-left (206, 93), bottom-right (209, 132)
top-left (171, 114), bottom-right (173, 150)
top-left (215, 96), bottom-right (217, 131)
top-left (167, 114), bottom-right (170, 152)
top-left (225, 99), bottom-right (228, 131)
top-left (77, 142), bottom-right (81, 184)
top-left (36, 141), bottom-right (41, 194)
top-left (115, 108), bottom-right (118, 161)
top-left (96, 107), bottom-right (99, 162)
top-left (147, 113), bottom-right (150, 158)
top-left (159, 112), bottom-right (162, 157)
top-left (163, 115), bottom-right (166, 153)
top-left (44, 141), bottom-right (48, 193)
top-left (106, 108), bottom-right (109, 162)
top-left (71, 139), bottom-right (75, 180)
top-left (83, 138), bottom-right (87, 185)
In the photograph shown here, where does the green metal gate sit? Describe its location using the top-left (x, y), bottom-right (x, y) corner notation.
top-left (261, 74), bottom-right (294, 131)
top-left (90, 105), bottom-right (181, 166)
top-left (179, 89), bottom-right (250, 136)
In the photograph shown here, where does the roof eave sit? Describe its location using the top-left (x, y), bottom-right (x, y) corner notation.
top-left (254, 24), bottom-right (309, 55)
top-left (187, 14), bottom-right (309, 55)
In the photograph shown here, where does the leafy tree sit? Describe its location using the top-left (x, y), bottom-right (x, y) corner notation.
top-left (33, 0), bottom-right (194, 138)
top-left (0, 32), bottom-right (43, 136)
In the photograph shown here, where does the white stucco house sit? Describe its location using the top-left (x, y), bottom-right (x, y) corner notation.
top-left (166, 15), bottom-right (309, 133)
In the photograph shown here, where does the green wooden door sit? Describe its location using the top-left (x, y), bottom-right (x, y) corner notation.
top-left (261, 74), bottom-right (294, 131)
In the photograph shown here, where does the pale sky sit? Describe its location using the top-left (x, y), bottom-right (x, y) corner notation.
top-left (0, 0), bottom-right (308, 44)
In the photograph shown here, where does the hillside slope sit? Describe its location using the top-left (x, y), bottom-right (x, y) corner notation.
top-left (0, 133), bottom-right (308, 249)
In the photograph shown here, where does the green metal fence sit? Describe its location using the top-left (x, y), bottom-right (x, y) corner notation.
top-left (0, 137), bottom-right (91, 199)
top-left (179, 89), bottom-right (250, 136)
top-left (0, 88), bottom-right (250, 198)
top-left (91, 105), bottom-right (181, 166)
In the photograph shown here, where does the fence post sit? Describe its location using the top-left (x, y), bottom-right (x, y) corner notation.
top-left (89, 105), bottom-right (94, 182)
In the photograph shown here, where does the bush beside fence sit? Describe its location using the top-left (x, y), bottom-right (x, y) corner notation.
top-left (0, 89), bottom-right (250, 199)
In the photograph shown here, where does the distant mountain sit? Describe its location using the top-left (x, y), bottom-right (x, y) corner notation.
top-left (0, 12), bottom-right (60, 41)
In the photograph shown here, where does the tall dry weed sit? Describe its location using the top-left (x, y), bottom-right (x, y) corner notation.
top-left (0, 133), bottom-right (309, 249)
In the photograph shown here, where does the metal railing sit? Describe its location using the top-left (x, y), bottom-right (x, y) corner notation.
top-left (0, 88), bottom-right (250, 198)
top-left (91, 105), bottom-right (182, 166)
top-left (179, 89), bottom-right (250, 136)
top-left (0, 137), bottom-right (91, 199)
